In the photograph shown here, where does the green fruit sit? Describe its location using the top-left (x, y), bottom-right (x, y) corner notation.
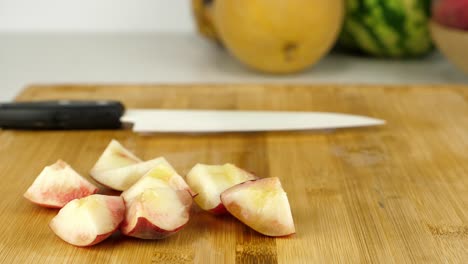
top-left (338, 0), bottom-right (433, 58)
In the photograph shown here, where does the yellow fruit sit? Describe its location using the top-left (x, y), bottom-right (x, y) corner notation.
top-left (192, 0), bottom-right (218, 41)
top-left (212, 0), bottom-right (344, 74)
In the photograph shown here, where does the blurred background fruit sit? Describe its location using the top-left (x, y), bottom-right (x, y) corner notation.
top-left (432, 0), bottom-right (468, 30)
top-left (192, 0), bottom-right (344, 74)
top-left (192, 0), bottom-right (219, 42)
top-left (338, 0), bottom-right (434, 58)
top-left (430, 0), bottom-right (468, 74)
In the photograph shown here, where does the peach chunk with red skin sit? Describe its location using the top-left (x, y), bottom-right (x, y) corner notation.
top-left (24, 160), bottom-right (98, 208)
top-left (49, 194), bottom-right (125, 247)
top-left (119, 165), bottom-right (194, 239)
top-left (121, 188), bottom-right (193, 239)
top-left (220, 177), bottom-right (295, 237)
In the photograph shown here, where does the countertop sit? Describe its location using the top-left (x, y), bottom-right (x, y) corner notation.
top-left (1, 33), bottom-right (468, 101)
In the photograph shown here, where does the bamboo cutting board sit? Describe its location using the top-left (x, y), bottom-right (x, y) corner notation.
top-left (0, 84), bottom-right (467, 264)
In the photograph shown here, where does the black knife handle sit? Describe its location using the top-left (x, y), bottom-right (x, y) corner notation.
top-left (0, 100), bottom-right (125, 130)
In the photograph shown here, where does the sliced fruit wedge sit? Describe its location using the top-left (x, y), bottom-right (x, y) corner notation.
top-left (220, 177), bottom-right (295, 237)
top-left (24, 160), bottom-right (98, 208)
top-left (91, 157), bottom-right (176, 191)
top-left (90, 139), bottom-right (142, 173)
top-left (49, 194), bottom-right (125, 247)
top-left (186, 163), bottom-right (256, 214)
top-left (121, 188), bottom-right (192, 239)
top-left (121, 164), bottom-right (194, 203)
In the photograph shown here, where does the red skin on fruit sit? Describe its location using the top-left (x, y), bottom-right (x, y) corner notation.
top-left (433, 0), bottom-right (468, 30)
top-left (106, 196), bottom-right (126, 219)
top-left (208, 203), bottom-right (228, 215)
top-left (26, 185), bottom-right (99, 208)
top-left (121, 217), bottom-right (187, 239)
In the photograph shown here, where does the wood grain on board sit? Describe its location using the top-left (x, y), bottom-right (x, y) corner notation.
top-left (0, 84), bottom-right (467, 263)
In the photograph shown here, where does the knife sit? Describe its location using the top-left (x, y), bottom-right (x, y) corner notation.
top-left (0, 100), bottom-right (385, 133)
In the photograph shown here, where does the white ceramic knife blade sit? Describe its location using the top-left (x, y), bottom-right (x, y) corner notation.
top-left (120, 109), bottom-right (385, 133)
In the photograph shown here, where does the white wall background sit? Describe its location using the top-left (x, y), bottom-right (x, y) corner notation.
top-left (0, 0), bottom-right (194, 33)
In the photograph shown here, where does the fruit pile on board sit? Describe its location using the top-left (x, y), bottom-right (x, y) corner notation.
top-left (24, 140), bottom-right (295, 247)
